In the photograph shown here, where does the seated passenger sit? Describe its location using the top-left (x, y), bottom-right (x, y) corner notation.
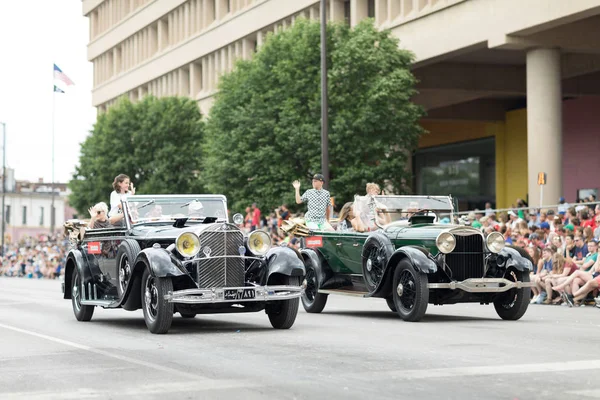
top-left (365, 183), bottom-right (391, 225)
top-left (88, 202), bottom-right (125, 229)
top-left (337, 202), bottom-right (367, 232)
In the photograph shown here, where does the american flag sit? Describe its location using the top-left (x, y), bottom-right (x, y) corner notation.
top-left (53, 64), bottom-right (74, 86)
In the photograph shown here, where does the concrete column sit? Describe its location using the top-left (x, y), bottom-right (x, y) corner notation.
top-left (351, 0), bottom-right (368, 27)
top-left (388, 0), bottom-right (400, 20)
top-left (184, 2), bottom-right (190, 39)
top-left (202, 57), bottom-right (208, 92)
top-left (256, 31), bottom-right (264, 48)
top-left (190, 62), bottom-right (202, 95)
top-left (227, 45), bottom-right (233, 71)
top-left (375, 0), bottom-right (388, 25)
top-left (215, 0), bottom-right (228, 19)
top-left (526, 48), bottom-right (562, 208)
top-left (330, 0), bottom-right (345, 22)
top-left (203, 0), bottom-right (215, 27)
top-left (207, 54), bottom-right (214, 91)
top-left (241, 38), bottom-right (253, 60)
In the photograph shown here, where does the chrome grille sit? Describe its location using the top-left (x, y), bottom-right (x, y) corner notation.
top-left (197, 224), bottom-right (245, 288)
top-left (445, 234), bottom-right (485, 281)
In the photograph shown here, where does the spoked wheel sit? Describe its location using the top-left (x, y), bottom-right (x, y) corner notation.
top-left (301, 264), bottom-right (328, 313)
top-left (494, 268), bottom-right (530, 320)
top-left (116, 241), bottom-right (140, 297)
top-left (71, 268), bottom-right (94, 322)
top-left (392, 259), bottom-right (428, 322)
top-left (141, 268), bottom-right (173, 334)
top-left (118, 253), bottom-right (132, 297)
top-left (363, 245), bottom-right (386, 292)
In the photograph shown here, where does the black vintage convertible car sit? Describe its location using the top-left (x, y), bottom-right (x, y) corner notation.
top-left (293, 195), bottom-right (534, 322)
top-left (63, 195), bottom-right (305, 334)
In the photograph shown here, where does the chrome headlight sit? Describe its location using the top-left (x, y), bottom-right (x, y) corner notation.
top-left (232, 213), bottom-right (244, 225)
top-left (436, 232), bottom-right (456, 254)
top-left (486, 232), bottom-right (505, 253)
top-left (248, 230), bottom-right (271, 256)
top-left (176, 232), bottom-right (200, 258)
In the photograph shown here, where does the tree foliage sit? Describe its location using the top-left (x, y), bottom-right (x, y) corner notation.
top-left (204, 19), bottom-right (424, 213)
top-left (69, 96), bottom-right (204, 215)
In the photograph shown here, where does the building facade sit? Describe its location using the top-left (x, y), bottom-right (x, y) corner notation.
top-left (83, 0), bottom-right (600, 210)
top-left (1, 170), bottom-right (72, 242)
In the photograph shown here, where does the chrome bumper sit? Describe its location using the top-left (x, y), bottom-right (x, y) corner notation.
top-left (164, 285), bottom-right (304, 304)
top-left (428, 278), bottom-right (535, 293)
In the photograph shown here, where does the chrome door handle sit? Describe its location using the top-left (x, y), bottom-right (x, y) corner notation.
top-left (353, 243), bottom-right (360, 247)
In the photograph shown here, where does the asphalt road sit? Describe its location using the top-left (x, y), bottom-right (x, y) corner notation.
top-left (1, 277), bottom-right (600, 400)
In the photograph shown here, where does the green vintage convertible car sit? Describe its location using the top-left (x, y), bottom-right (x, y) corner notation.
top-left (297, 195), bottom-right (534, 322)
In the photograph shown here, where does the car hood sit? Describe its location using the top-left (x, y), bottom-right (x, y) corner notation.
top-left (385, 223), bottom-right (482, 241)
top-left (130, 221), bottom-right (233, 240)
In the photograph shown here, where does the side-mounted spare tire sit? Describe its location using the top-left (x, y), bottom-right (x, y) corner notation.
top-left (362, 235), bottom-right (394, 293)
top-left (116, 240), bottom-right (141, 298)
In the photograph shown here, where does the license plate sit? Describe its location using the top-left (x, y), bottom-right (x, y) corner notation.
top-left (224, 288), bottom-right (256, 300)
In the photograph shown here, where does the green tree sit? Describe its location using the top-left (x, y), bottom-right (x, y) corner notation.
top-left (69, 96), bottom-right (205, 214)
top-left (204, 19), bottom-right (424, 213)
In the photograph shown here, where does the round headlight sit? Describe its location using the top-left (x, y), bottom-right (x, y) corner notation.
top-left (248, 230), bottom-right (271, 256)
top-left (436, 232), bottom-right (456, 254)
top-left (233, 213), bottom-right (244, 225)
top-left (486, 232), bottom-right (505, 253)
top-left (176, 232), bottom-right (200, 258)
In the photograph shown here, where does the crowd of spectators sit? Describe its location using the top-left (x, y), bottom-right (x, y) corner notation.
top-left (461, 196), bottom-right (600, 307)
top-left (0, 235), bottom-right (67, 279)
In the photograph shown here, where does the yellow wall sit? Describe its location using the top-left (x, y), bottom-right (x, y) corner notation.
top-left (418, 112), bottom-right (528, 209)
top-left (496, 108), bottom-right (528, 209)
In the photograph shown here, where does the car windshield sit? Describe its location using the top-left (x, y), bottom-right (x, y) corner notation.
top-left (124, 195), bottom-right (228, 225)
top-left (353, 195), bottom-right (454, 227)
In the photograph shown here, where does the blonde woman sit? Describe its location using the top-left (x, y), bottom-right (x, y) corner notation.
top-left (544, 253), bottom-right (577, 304)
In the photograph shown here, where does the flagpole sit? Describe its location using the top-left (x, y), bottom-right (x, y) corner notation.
top-left (50, 79), bottom-right (56, 236)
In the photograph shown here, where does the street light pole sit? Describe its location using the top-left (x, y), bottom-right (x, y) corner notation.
top-left (320, 0), bottom-right (329, 189)
top-left (1, 122), bottom-right (5, 257)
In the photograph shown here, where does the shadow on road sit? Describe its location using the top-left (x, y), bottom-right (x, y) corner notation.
top-left (321, 310), bottom-right (503, 323)
top-left (88, 316), bottom-right (275, 334)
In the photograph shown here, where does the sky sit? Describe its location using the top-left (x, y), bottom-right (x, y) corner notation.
top-left (0, 0), bottom-right (97, 184)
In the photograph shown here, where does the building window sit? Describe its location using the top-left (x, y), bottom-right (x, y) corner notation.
top-left (22, 206), bottom-right (27, 225)
top-left (39, 207), bottom-right (44, 226)
top-left (367, 0), bottom-right (375, 18)
top-left (4, 205), bottom-right (9, 224)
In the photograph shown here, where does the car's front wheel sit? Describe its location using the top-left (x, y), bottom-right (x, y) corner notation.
top-left (141, 268), bottom-right (174, 334)
top-left (267, 276), bottom-right (300, 329)
top-left (392, 259), bottom-right (428, 322)
top-left (301, 264), bottom-right (328, 313)
top-left (494, 268), bottom-right (530, 320)
top-left (71, 268), bottom-right (94, 322)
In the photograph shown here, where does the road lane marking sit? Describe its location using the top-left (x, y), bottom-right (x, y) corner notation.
top-left (0, 322), bottom-right (255, 385)
top-left (351, 359), bottom-right (600, 380)
top-left (0, 381), bottom-right (262, 399)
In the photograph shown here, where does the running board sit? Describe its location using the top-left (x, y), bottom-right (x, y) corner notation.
top-left (80, 299), bottom-right (114, 306)
top-left (79, 282), bottom-right (117, 307)
top-left (318, 289), bottom-right (369, 297)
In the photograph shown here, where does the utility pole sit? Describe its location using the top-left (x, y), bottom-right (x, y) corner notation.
top-left (1, 122), bottom-right (5, 257)
top-left (320, 0), bottom-right (329, 189)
